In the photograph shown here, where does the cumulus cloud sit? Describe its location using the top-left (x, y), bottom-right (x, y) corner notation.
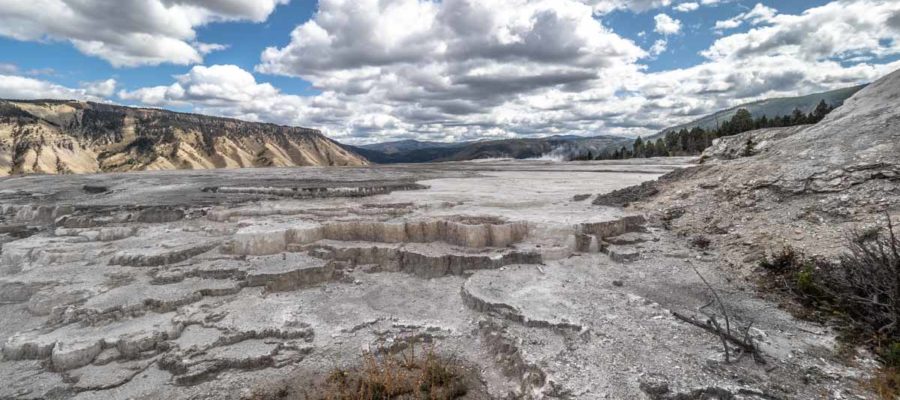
top-left (653, 14), bottom-right (682, 35)
top-left (706, 1), bottom-right (900, 61)
top-left (0, 0), bottom-right (287, 67)
top-left (119, 64), bottom-right (345, 130)
top-left (81, 79), bottom-right (117, 97)
top-left (0, 74), bottom-right (111, 101)
top-left (111, 0), bottom-right (900, 144)
top-left (714, 3), bottom-right (777, 32)
top-left (673, 2), bottom-right (700, 12)
top-left (585, 0), bottom-right (672, 14)
top-left (649, 39), bottom-right (668, 56)
top-left (251, 0), bottom-right (648, 141)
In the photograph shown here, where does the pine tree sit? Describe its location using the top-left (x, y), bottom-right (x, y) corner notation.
top-left (731, 108), bottom-right (754, 134)
top-left (791, 108), bottom-right (807, 125)
top-left (633, 136), bottom-right (644, 158)
top-left (655, 138), bottom-right (667, 157)
top-left (811, 99), bottom-right (832, 123)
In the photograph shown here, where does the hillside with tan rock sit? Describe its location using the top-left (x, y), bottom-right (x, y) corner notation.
top-left (0, 100), bottom-right (367, 176)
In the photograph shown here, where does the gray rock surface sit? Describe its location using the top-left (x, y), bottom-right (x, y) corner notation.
top-left (633, 67), bottom-right (900, 278)
top-left (0, 158), bottom-right (876, 399)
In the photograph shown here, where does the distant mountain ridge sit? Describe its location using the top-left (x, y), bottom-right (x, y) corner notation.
top-left (349, 135), bottom-right (634, 164)
top-left (0, 100), bottom-right (367, 175)
top-left (648, 84), bottom-right (867, 141)
top-left (358, 139), bottom-right (463, 154)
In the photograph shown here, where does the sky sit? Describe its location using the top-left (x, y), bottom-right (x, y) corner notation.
top-left (0, 0), bottom-right (899, 144)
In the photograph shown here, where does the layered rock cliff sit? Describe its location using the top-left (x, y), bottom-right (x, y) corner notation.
top-left (0, 100), bottom-right (368, 175)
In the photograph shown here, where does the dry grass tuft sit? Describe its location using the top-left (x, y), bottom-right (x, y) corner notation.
top-left (250, 344), bottom-right (476, 400)
top-left (871, 367), bottom-right (900, 400)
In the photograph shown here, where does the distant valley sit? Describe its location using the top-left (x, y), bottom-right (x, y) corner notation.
top-left (348, 135), bottom-right (634, 164)
top-left (353, 84), bottom-right (867, 164)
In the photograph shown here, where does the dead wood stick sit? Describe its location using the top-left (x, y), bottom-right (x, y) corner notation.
top-left (708, 315), bottom-right (730, 363)
top-left (691, 266), bottom-right (731, 337)
top-left (671, 311), bottom-right (767, 365)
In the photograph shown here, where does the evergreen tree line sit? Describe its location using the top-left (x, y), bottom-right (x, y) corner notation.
top-left (575, 99), bottom-right (836, 160)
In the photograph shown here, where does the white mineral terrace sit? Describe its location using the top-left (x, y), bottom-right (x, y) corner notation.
top-left (0, 158), bottom-right (867, 399)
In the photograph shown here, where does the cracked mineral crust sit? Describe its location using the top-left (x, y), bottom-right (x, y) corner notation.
top-left (0, 157), bottom-right (882, 399)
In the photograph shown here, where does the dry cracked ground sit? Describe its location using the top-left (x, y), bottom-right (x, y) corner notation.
top-left (0, 159), bottom-right (879, 399)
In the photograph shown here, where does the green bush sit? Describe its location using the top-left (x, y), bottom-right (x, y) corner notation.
top-left (882, 342), bottom-right (900, 368)
top-left (794, 263), bottom-right (823, 298)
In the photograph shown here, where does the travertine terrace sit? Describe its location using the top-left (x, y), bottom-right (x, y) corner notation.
top-left (0, 159), bottom-right (877, 399)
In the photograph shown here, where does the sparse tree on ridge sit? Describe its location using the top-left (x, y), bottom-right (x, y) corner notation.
top-left (810, 99), bottom-right (833, 123)
top-left (594, 102), bottom-right (838, 160)
top-left (731, 108), bottom-right (754, 133)
top-left (791, 108), bottom-right (808, 125)
top-left (633, 136), bottom-right (644, 158)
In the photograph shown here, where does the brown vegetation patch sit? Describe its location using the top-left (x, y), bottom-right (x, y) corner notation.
top-left (249, 346), bottom-right (487, 400)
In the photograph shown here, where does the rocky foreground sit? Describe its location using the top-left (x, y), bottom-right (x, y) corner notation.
top-left (0, 100), bottom-right (367, 176)
top-left (0, 158), bottom-right (879, 399)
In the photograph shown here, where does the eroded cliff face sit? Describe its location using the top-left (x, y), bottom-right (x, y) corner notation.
top-left (0, 100), bottom-right (368, 175)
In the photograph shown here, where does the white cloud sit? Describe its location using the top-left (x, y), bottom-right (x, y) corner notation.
top-left (119, 64), bottom-right (315, 126)
top-left (0, 63), bottom-right (18, 74)
top-left (81, 79), bottom-right (117, 97)
top-left (654, 14), bottom-right (682, 35)
top-left (713, 18), bottom-right (742, 31)
top-left (252, 0), bottom-right (647, 141)
top-left (0, 74), bottom-right (110, 101)
top-left (110, 0), bottom-right (900, 144)
top-left (714, 3), bottom-right (777, 32)
top-left (584, 0), bottom-right (672, 14)
top-left (706, 1), bottom-right (900, 61)
top-left (650, 39), bottom-right (668, 56)
top-left (0, 0), bottom-right (287, 67)
top-left (674, 2), bottom-right (700, 12)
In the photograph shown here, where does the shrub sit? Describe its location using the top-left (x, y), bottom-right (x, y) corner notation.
top-left (758, 246), bottom-right (802, 274)
top-left (821, 218), bottom-right (900, 338)
top-left (759, 217), bottom-right (900, 399)
top-left (765, 218), bottom-right (900, 338)
top-left (795, 264), bottom-right (817, 295)
top-left (883, 342), bottom-right (900, 368)
top-left (690, 235), bottom-right (711, 250)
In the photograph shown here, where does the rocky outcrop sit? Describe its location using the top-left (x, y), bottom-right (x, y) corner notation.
top-left (628, 67), bottom-right (900, 269)
top-left (0, 99), bottom-right (368, 175)
top-left (225, 218), bottom-right (529, 256)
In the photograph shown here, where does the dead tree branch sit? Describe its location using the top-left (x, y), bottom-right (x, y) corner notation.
top-left (671, 311), bottom-right (766, 364)
top-left (676, 265), bottom-right (767, 365)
